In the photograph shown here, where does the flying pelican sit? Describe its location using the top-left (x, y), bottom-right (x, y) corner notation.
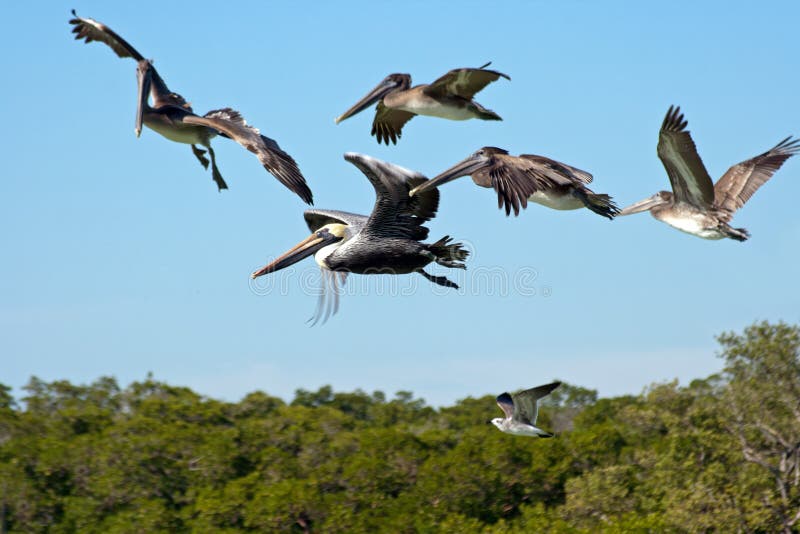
top-left (409, 147), bottom-right (619, 218)
top-left (335, 63), bottom-right (510, 144)
top-left (251, 153), bottom-right (469, 324)
top-left (491, 382), bottom-right (561, 437)
top-left (618, 105), bottom-right (799, 240)
top-left (69, 11), bottom-right (312, 201)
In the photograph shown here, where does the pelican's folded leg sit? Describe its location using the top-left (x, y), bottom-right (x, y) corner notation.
top-left (191, 144), bottom-right (210, 169)
top-left (419, 270), bottom-right (459, 289)
top-left (205, 144), bottom-right (228, 191)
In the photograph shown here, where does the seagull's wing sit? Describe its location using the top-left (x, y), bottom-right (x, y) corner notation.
top-left (425, 64), bottom-right (510, 100)
top-left (713, 136), bottom-right (800, 221)
top-left (512, 381), bottom-right (561, 424)
top-left (372, 102), bottom-right (416, 145)
top-left (657, 106), bottom-right (715, 208)
top-left (69, 10), bottom-right (145, 61)
top-left (496, 392), bottom-right (515, 419)
top-left (183, 108), bottom-right (313, 204)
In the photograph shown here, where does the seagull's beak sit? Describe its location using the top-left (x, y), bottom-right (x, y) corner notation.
top-left (335, 77), bottom-right (400, 124)
top-left (251, 231), bottom-right (341, 278)
top-left (409, 154), bottom-right (488, 197)
top-left (135, 60), bottom-right (152, 138)
top-left (618, 193), bottom-right (666, 216)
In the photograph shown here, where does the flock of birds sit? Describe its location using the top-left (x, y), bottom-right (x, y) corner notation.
top-left (69, 11), bottom-right (797, 437)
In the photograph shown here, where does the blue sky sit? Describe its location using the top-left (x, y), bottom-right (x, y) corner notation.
top-left (2, 1), bottom-right (798, 405)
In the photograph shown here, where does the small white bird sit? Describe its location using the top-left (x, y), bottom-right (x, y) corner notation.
top-left (490, 381), bottom-right (561, 437)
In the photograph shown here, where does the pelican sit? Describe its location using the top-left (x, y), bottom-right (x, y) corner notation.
top-left (69, 11), bottom-right (312, 201)
top-left (491, 382), bottom-right (561, 437)
top-left (251, 153), bottom-right (469, 324)
top-left (618, 105), bottom-right (799, 240)
top-left (410, 147), bottom-right (619, 218)
top-left (335, 63), bottom-right (510, 144)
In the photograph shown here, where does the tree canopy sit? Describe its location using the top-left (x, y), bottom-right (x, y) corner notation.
top-left (1, 320), bottom-right (798, 532)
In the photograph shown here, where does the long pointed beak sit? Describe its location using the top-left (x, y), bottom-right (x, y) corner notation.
top-left (335, 79), bottom-right (397, 124)
top-left (251, 232), bottom-right (340, 279)
top-left (135, 60), bottom-right (151, 138)
top-left (618, 194), bottom-right (665, 216)
top-left (409, 156), bottom-right (487, 197)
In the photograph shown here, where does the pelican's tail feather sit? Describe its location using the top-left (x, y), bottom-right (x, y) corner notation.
top-left (427, 236), bottom-right (469, 267)
top-left (572, 189), bottom-right (619, 220)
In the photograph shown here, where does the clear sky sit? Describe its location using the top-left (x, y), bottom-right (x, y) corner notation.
top-left (2, 1), bottom-right (798, 406)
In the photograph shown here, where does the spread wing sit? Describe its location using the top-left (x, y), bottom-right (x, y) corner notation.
top-left (519, 155), bottom-right (594, 184)
top-left (482, 154), bottom-right (594, 216)
top-left (371, 103), bottom-right (416, 145)
top-left (348, 156), bottom-right (439, 240)
top-left (512, 382), bottom-right (561, 424)
top-left (425, 63), bottom-right (510, 100)
top-left (303, 209), bottom-right (368, 233)
top-left (713, 136), bottom-right (799, 221)
top-left (496, 392), bottom-right (515, 419)
top-left (69, 10), bottom-right (145, 61)
top-left (183, 109), bottom-right (312, 204)
top-left (657, 106), bottom-right (715, 208)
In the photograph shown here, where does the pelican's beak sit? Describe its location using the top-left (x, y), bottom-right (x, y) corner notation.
top-left (409, 154), bottom-right (488, 197)
top-left (251, 231), bottom-right (341, 278)
top-left (135, 60), bottom-right (152, 138)
top-left (618, 193), bottom-right (666, 216)
top-left (335, 76), bottom-right (401, 124)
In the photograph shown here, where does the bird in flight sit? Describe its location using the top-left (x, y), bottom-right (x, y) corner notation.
top-left (251, 153), bottom-right (469, 324)
top-left (491, 381), bottom-right (561, 437)
top-left (335, 63), bottom-right (509, 144)
top-left (69, 10), bottom-right (313, 201)
top-left (618, 105), bottom-right (798, 240)
top-left (411, 147), bottom-right (619, 218)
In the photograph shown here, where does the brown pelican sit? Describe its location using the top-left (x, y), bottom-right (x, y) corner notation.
top-left (619, 106), bottom-right (799, 240)
top-left (409, 147), bottom-right (619, 218)
top-left (335, 63), bottom-right (510, 144)
top-left (69, 11), bottom-right (312, 201)
top-left (251, 153), bottom-right (469, 324)
top-left (491, 382), bottom-right (561, 437)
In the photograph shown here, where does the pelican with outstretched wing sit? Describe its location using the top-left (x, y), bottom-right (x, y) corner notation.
top-left (251, 153), bottom-right (469, 324)
top-left (411, 147), bottom-right (618, 219)
top-left (69, 11), bottom-right (312, 201)
top-left (619, 105), bottom-right (798, 240)
top-left (335, 63), bottom-right (510, 144)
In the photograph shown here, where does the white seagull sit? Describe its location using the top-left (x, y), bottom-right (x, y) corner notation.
top-left (491, 381), bottom-right (561, 437)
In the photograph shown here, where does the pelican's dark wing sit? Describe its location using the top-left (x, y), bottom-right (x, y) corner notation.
top-left (657, 106), bottom-right (715, 208)
top-left (69, 10), bottom-right (145, 61)
top-left (496, 392), bottom-right (515, 419)
top-left (372, 102), bottom-right (416, 145)
top-left (713, 136), bottom-right (799, 221)
top-left (345, 154), bottom-right (439, 240)
top-left (183, 109), bottom-right (313, 204)
top-left (425, 63), bottom-right (510, 100)
top-left (482, 154), bottom-right (594, 216)
top-left (519, 155), bottom-right (594, 184)
top-left (303, 209), bottom-right (368, 233)
top-left (511, 382), bottom-right (561, 424)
